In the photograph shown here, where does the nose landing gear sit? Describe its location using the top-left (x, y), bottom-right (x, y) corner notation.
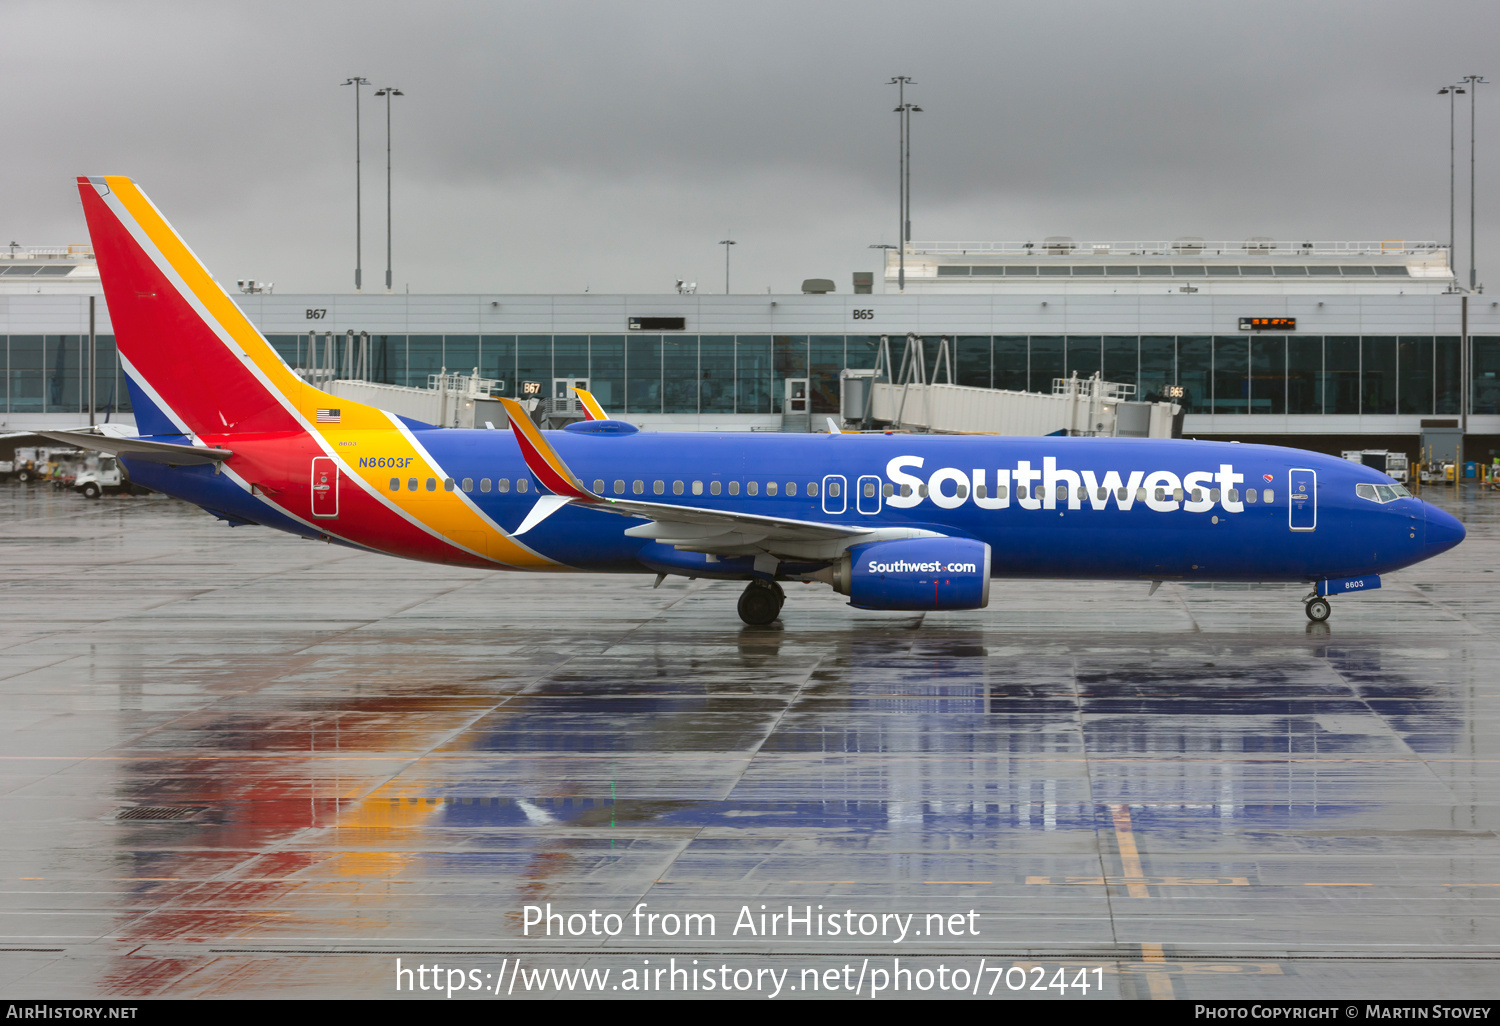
top-left (737, 579), bottom-right (785, 625)
top-left (1304, 596), bottom-right (1331, 622)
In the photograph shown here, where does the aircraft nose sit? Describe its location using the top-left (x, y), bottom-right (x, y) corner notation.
top-left (1424, 503), bottom-right (1466, 559)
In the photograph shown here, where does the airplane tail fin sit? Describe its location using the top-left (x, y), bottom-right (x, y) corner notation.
top-left (571, 386), bottom-right (608, 421)
top-left (76, 176), bottom-right (339, 439)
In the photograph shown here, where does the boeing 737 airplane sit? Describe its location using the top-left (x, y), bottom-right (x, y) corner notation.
top-left (46, 176), bottom-right (1466, 626)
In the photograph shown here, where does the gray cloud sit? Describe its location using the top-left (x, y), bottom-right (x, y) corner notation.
top-left (2, 0), bottom-right (1496, 293)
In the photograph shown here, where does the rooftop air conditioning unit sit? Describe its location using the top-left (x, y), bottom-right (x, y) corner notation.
top-left (801, 278), bottom-right (835, 294)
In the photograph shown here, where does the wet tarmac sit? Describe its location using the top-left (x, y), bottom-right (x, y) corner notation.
top-left (1, 479), bottom-right (1498, 1000)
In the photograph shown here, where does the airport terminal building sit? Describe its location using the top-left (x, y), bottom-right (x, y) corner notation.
top-left (3, 238), bottom-right (1497, 459)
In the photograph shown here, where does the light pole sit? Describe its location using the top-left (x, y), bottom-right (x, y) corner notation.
top-left (1440, 84), bottom-right (1465, 277)
top-left (375, 87), bottom-right (403, 293)
top-left (904, 102), bottom-right (922, 248)
top-left (719, 237), bottom-right (735, 294)
top-left (888, 76), bottom-right (915, 292)
top-left (342, 77), bottom-right (369, 292)
top-left (1462, 75), bottom-right (1489, 292)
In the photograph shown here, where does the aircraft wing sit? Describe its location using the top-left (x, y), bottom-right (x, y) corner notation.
top-left (34, 430), bottom-right (232, 466)
top-left (497, 398), bottom-right (937, 560)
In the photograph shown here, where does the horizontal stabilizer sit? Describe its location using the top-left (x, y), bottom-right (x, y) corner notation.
top-left (35, 430), bottom-right (231, 465)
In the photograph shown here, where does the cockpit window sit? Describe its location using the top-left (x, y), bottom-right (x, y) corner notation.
top-left (1357, 482), bottom-right (1410, 504)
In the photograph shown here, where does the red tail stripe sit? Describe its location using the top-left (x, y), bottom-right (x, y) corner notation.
top-left (78, 183), bottom-right (301, 437)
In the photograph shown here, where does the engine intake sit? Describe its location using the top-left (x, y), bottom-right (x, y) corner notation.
top-left (830, 538), bottom-right (992, 611)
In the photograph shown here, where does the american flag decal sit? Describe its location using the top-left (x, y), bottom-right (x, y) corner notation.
top-left (316, 409), bottom-right (341, 423)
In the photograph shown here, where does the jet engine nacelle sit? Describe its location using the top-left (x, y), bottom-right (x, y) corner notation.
top-left (830, 538), bottom-right (992, 611)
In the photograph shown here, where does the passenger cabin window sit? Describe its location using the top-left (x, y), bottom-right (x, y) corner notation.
top-left (958, 484), bottom-right (969, 499)
top-left (1210, 489), bottom-right (1221, 502)
top-left (828, 481), bottom-right (841, 498)
top-left (407, 478), bottom-right (418, 491)
top-left (1135, 488), bottom-right (1147, 501)
top-left (462, 478), bottom-right (473, 492)
top-left (728, 481), bottom-right (740, 495)
top-left (1228, 488), bottom-right (1239, 502)
top-left (808, 482), bottom-right (819, 497)
top-left (1190, 489), bottom-right (1203, 502)
top-left (710, 481), bottom-right (722, 495)
top-left (766, 482), bottom-right (777, 496)
top-left (864, 481), bottom-right (876, 498)
top-left (1114, 487), bottom-right (1126, 500)
top-left (653, 480), bottom-right (664, 495)
top-left (786, 482), bottom-right (797, 496)
top-left (593, 479), bottom-right (605, 493)
top-left (1264, 489), bottom-right (1275, 503)
top-left (1247, 487), bottom-right (1258, 503)
top-left (673, 481), bottom-right (684, 495)
top-left (747, 482), bottom-right (759, 496)
top-left (614, 480), bottom-right (625, 494)
top-left (692, 481), bottom-right (703, 495)
top-left (633, 480), bottom-right (644, 494)
top-left (517, 479), bottom-right (529, 494)
top-left (1155, 488), bottom-right (1166, 502)
top-left (1172, 488), bottom-right (1184, 501)
top-left (389, 478), bottom-right (400, 491)
top-left (481, 478), bottom-right (492, 493)
top-left (444, 478), bottom-right (455, 491)
top-left (885, 483), bottom-right (896, 497)
top-left (498, 479), bottom-right (510, 493)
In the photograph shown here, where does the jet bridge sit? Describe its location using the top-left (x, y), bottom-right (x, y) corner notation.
top-left (843, 334), bottom-right (1180, 437)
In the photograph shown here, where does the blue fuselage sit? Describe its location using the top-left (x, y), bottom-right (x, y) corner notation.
top-left (131, 429), bottom-right (1465, 585)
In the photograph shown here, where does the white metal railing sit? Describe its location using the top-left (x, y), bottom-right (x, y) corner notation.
top-left (0, 245), bottom-right (94, 261)
top-left (905, 240), bottom-right (1445, 257)
top-left (1053, 376), bottom-right (1135, 402)
top-left (427, 370), bottom-right (505, 397)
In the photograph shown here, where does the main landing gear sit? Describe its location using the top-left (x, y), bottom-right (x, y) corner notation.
top-left (1304, 596), bottom-right (1331, 623)
top-left (737, 579), bottom-right (785, 626)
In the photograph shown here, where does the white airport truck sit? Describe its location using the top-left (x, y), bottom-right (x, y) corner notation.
top-left (72, 455), bottom-right (131, 499)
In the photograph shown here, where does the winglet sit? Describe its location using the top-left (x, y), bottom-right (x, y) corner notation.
top-left (572, 386), bottom-right (608, 421)
top-left (498, 397), bottom-right (599, 501)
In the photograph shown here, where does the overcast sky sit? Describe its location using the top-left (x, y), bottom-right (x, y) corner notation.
top-left (5, 0), bottom-right (1498, 295)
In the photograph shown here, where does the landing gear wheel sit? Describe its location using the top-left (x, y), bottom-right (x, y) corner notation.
top-left (737, 579), bottom-right (783, 626)
top-left (1305, 597), bottom-right (1331, 623)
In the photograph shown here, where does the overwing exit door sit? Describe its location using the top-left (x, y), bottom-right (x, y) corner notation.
top-left (1288, 468), bottom-right (1316, 531)
top-left (311, 457), bottom-right (339, 518)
